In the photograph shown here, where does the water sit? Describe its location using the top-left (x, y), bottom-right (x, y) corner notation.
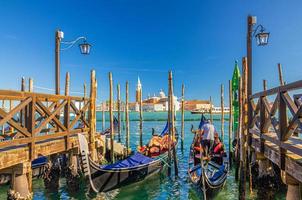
top-left (0, 112), bottom-right (286, 199)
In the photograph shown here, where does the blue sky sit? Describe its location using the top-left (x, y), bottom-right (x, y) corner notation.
top-left (0, 0), bottom-right (302, 105)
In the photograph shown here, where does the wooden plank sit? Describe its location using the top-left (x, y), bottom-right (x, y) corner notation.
top-left (250, 80), bottom-right (302, 99)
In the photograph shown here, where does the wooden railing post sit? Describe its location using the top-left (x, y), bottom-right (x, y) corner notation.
top-left (259, 80), bottom-right (266, 153)
top-left (89, 70), bottom-right (97, 161)
top-left (279, 89), bottom-right (287, 171)
top-left (27, 78), bottom-right (35, 161)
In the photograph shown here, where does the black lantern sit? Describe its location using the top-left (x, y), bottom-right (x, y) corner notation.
top-left (255, 31), bottom-right (270, 46)
top-left (79, 41), bottom-right (91, 55)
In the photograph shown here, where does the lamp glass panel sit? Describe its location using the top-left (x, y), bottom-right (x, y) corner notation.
top-left (79, 43), bottom-right (91, 54)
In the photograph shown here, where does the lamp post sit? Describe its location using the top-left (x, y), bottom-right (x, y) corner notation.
top-left (55, 30), bottom-right (91, 95)
top-left (247, 16), bottom-right (269, 131)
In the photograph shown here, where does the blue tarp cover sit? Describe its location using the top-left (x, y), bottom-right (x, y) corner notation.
top-left (32, 156), bottom-right (47, 168)
top-left (101, 153), bottom-right (154, 169)
top-left (209, 165), bottom-right (225, 182)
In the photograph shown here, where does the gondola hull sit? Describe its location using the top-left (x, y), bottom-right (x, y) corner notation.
top-left (188, 160), bottom-right (228, 195)
top-left (78, 133), bottom-right (170, 193)
top-left (86, 155), bottom-right (166, 192)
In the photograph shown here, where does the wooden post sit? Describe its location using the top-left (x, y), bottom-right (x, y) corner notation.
top-left (29, 78), bottom-right (33, 93)
top-left (64, 72), bottom-right (70, 150)
top-left (89, 70), bottom-right (97, 161)
top-left (169, 71), bottom-right (178, 176)
top-left (209, 96), bottom-right (213, 123)
top-left (221, 84), bottom-right (224, 142)
top-left (228, 80), bottom-right (233, 168)
top-left (20, 77), bottom-right (26, 127)
top-left (83, 83), bottom-right (87, 125)
top-left (117, 83), bottom-right (121, 142)
top-left (278, 63), bottom-right (284, 86)
top-left (1, 100), bottom-right (4, 134)
top-left (102, 102), bottom-right (105, 131)
top-left (125, 81), bottom-right (130, 155)
top-left (167, 72), bottom-right (172, 176)
top-left (139, 83), bottom-right (143, 148)
top-left (109, 72), bottom-right (114, 162)
top-left (239, 57), bottom-right (248, 200)
top-left (181, 84), bottom-right (185, 151)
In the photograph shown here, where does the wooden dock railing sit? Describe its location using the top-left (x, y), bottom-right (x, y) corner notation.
top-left (249, 80), bottom-right (302, 182)
top-left (0, 77), bottom-right (96, 170)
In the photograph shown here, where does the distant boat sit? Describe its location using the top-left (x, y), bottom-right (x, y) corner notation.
top-left (191, 107), bottom-right (230, 115)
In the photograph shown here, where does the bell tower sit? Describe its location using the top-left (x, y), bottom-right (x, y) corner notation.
top-left (136, 76), bottom-right (142, 103)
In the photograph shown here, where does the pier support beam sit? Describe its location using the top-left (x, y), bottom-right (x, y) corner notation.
top-left (43, 154), bottom-right (61, 192)
top-left (8, 162), bottom-right (32, 200)
top-left (66, 149), bottom-right (80, 193)
top-left (252, 153), bottom-right (279, 199)
top-left (282, 171), bottom-right (302, 200)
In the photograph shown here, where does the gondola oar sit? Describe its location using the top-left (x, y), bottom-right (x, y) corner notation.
top-left (200, 143), bottom-right (207, 200)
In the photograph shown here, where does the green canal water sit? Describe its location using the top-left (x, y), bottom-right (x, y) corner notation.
top-left (0, 112), bottom-right (286, 199)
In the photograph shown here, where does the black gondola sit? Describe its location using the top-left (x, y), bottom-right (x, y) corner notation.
top-left (100, 116), bottom-right (119, 136)
top-left (78, 122), bottom-right (177, 193)
top-left (188, 115), bottom-right (228, 196)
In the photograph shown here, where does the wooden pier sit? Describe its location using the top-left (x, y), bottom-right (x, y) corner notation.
top-left (249, 80), bottom-right (302, 181)
top-left (0, 70), bottom-right (127, 199)
top-left (234, 57), bottom-right (302, 199)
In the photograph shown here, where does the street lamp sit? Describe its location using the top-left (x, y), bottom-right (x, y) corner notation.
top-left (55, 30), bottom-right (92, 95)
top-left (254, 25), bottom-right (270, 46)
top-left (247, 15), bottom-right (269, 139)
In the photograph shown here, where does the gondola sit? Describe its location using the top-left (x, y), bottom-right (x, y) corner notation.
top-left (100, 116), bottom-right (119, 136)
top-left (188, 115), bottom-right (228, 196)
top-left (78, 122), bottom-right (177, 193)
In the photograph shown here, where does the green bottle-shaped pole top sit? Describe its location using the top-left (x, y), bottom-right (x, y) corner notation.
top-left (232, 60), bottom-right (241, 133)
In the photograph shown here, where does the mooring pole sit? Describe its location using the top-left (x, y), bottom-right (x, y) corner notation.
top-left (169, 71), bottom-right (178, 176)
top-left (239, 57), bottom-right (248, 200)
top-left (20, 77), bottom-right (26, 127)
top-left (228, 80), bottom-right (233, 168)
top-left (139, 83), bottom-right (143, 148)
top-left (125, 81), bottom-right (130, 156)
top-left (209, 96), bottom-right (213, 123)
top-left (64, 73), bottom-right (70, 150)
top-left (109, 72), bottom-right (114, 162)
top-left (102, 102), bottom-right (105, 131)
top-left (181, 84), bottom-right (185, 151)
top-left (89, 70), bottom-right (97, 162)
top-left (117, 84), bottom-right (121, 142)
top-left (167, 72), bottom-right (172, 176)
top-left (221, 84), bottom-right (224, 142)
